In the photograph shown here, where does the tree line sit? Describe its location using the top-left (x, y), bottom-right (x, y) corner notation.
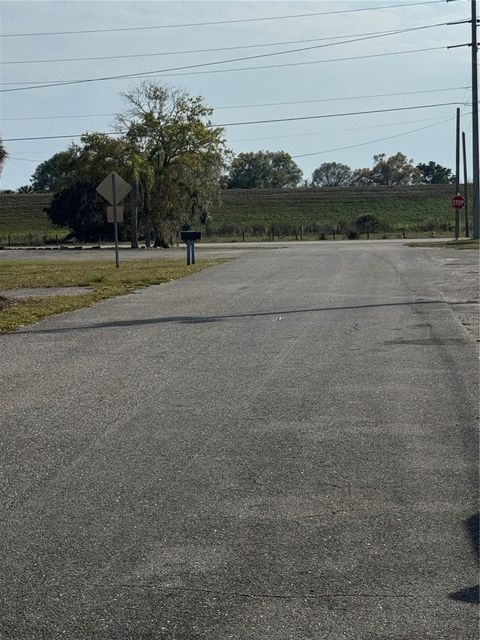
top-left (0, 81), bottom-right (455, 245)
top-left (227, 153), bottom-right (454, 189)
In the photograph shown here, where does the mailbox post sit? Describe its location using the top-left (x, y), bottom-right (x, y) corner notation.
top-left (181, 231), bottom-right (201, 265)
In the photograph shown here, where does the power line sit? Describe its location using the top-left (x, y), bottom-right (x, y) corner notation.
top-left (0, 23), bottom-right (456, 66)
top-left (3, 115), bottom-right (458, 150)
top-left (146, 46), bottom-right (450, 81)
top-left (8, 113), bottom-right (471, 163)
top-left (0, 1), bottom-right (450, 38)
top-left (2, 134), bottom-right (97, 142)
top-left (0, 24), bottom-right (453, 85)
top-left (0, 86), bottom-right (470, 121)
top-left (216, 86), bottom-right (470, 110)
top-left (215, 102), bottom-right (465, 127)
top-left (0, 43), bottom-right (451, 92)
top-left (8, 115), bottom-right (470, 166)
top-left (1, 112), bottom-right (117, 121)
top-left (292, 116), bottom-right (459, 158)
top-left (7, 157), bottom-right (42, 162)
top-left (1, 102), bottom-right (467, 141)
top-left (229, 114), bottom-right (458, 143)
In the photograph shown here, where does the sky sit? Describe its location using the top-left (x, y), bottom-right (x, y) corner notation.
top-left (0, 0), bottom-right (474, 190)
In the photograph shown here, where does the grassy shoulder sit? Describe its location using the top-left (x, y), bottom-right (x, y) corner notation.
top-left (0, 258), bottom-right (225, 333)
top-left (407, 239), bottom-right (480, 249)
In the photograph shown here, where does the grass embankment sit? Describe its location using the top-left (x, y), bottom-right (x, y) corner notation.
top-left (213, 185), bottom-right (468, 239)
top-left (0, 185), bottom-right (470, 244)
top-left (0, 258), bottom-right (224, 333)
top-left (0, 193), bottom-right (67, 244)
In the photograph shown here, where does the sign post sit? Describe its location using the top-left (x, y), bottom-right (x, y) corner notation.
top-left (112, 173), bottom-right (119, 268)
top-left (96, 172), bottom-right (131, 268)
top-left (452, 194), bottom-right (465, 241)
top-left (180, 230), bottom-right (201, 265)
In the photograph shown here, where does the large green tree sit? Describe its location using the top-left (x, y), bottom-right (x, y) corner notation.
top-left (116, 81), bottom-right (229, 246)
top-left (74, 132), bottom-right (129, 185)
top-left (30, 135), bottom-right (129, 193)
top-left (416, 161), bottom-right (455, 184)
top-left (353, 153), bottom-right (420, 186)
top-left (29, 82), bottom-right (232, 246)
top-left (41, 134), bottom-right (132, 241)
top-left (45, 181), bottom-right (110, 242)
top-left (311, 162), bottom-right (352, 187)
top-left (227, 151), bottom-right (303, 189)
top-left (30, 150), bottom-right (78, 192)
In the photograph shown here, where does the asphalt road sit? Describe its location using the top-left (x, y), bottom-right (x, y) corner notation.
top-left (0, 238), bottom-right (442, 262)
top-left (0, 243), bottom-right (478, 639)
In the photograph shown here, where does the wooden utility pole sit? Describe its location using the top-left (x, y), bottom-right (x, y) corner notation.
top-left (455, 108), bottom-right (461, 240)
top-left (472, 0), bottom-right (479, 238)
top-left (462, 131), bottom-right (470, 237)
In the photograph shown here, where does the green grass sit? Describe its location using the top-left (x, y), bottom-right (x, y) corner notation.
top-left (212, 185), bottom-right (469, 237)
top-left (407, 238), bottom-right (480, 249)
top-left (0, 258), bottom-right (225, 332)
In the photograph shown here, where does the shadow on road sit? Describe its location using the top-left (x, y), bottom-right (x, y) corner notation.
top-left (465, 513), bottom-right (480, 562)
top-left (15, 299), bottom-right (447, 335)
top-left (448, 514), bottom-right (479, 605)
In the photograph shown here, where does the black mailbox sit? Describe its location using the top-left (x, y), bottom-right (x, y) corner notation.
top-left (181, 231), bottom-right (201, 241)
top-left (181, 231), bottom-right (201, 265)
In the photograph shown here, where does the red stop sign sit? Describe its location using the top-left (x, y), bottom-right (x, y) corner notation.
top-left (452, 195), bottom-right (465, 209)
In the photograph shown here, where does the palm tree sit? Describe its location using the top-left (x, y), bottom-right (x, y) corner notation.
top-left (0, 137), bottom-right (7, 176)
top-left (124, 148), bottom-right (155, 248)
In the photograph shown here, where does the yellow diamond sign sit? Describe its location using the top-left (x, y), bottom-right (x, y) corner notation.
top-left (96, 172), bottom-right (131, 206)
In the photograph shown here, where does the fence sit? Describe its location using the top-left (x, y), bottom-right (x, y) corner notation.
top-left (0, 233), bottom-right (66, 247)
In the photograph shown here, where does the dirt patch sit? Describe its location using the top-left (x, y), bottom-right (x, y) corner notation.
top-left (0, 296), bottom-right (22, 311)
top-left (0, 286), bottom-right (92, 299)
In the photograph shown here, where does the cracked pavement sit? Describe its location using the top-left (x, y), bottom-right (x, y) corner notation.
top-left (0, 242), bottom-right (478, 639)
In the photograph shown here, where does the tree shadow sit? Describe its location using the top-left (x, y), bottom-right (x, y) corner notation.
top-left (16, 299), bottom-right (445, 335)
top-left (465, 513), bottom-right (480, 562)
top-left (448, 514), bottom-right (479, 605)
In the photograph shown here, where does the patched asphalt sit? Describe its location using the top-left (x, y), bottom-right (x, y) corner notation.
top-left (0, 242), bottom-right (478, 639)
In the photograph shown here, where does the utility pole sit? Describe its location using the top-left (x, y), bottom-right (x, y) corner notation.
top-left (472, 0), bottom-right (480, 238)
top-left (455, 108), bottom-right (460, 240)
top-left (462, 131), bottom-right (470, 237)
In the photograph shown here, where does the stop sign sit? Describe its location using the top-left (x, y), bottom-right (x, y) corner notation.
top-left (452, 195), bottom-right (465, 209)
